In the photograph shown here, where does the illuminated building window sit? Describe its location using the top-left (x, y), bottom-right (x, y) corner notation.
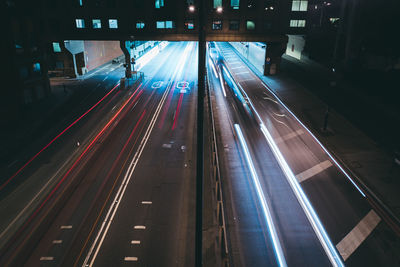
top-left (79, 0), bottom-right (83, 6)
top-left (212, 20), bottom-right (222, 30)
top-left (76, 19), bottom-right (85, 28)
top-left (229, 20), bottom-right (240, 30)
top-left (156, 21), bottom-right (165, 28)
top-left (213, 0), bottom-right (222, 8)
top-left (52, 42), bottom-right (61, 52)
top-left (291, 0), bottom-right (308, 11)
top-left (136, 21), bottom-right (145, 29)
top-left (92, 19), bottom-right (101, 29)
top-left (165, 21), bottom-right (175, 28)
top-left (185, 20), bottom-right (195, 30)
top-left (109, 19), bottom-right (118, 29)
top-left (155, 0), bottom-right (164, 8)
top-left (246, 20), bottom-right (255, 30)
top-left (290, 19), bottom-right (306, 27)
top-left (231, 0), bottom-right (240, 9)
top-left (156, 21), bottom-right (175, 29)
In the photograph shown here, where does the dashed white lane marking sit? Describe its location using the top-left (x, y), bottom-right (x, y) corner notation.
top-left (296, 160), bottom-right (333, 183)
top-left (141, 201), bottom-right (152, 205)
top-left (124, 257), bottom-right (138, 261)
top-left (275, 129), bottom-right (305, 144)
top-left (238, 79), bottom-right (254, 82)
top-left (134, 225), bottom-right (146, 230)
top-left (131, 240), bottom-right (141, 245)
top-left (60, 225), bottom-right (72, 229)
top-left (336, 210), bottom-right (381, 261)
top-left (40, 257), bottom-right (54, 261)
top-left (231, 66), bottom-right (245, 69)
top-left (52, 240), bottom-right (63, 244)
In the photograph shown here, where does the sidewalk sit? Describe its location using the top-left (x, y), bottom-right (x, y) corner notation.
top-left (228, 43), bottom-right (400, 221)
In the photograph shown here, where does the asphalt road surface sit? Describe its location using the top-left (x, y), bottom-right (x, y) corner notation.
top-left (209, 42), bottom-right (400, 267)
top-left (0, 42), bottom-right (198, 267)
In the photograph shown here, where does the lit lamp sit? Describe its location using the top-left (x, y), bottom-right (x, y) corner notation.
top-left (189, 5), bottom-right (195, 12)
top-left (216, 6), bottom-right (223, 13)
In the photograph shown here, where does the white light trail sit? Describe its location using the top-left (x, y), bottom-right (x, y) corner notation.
top-left (234, 124), bottom-right (288, 267)
top-left (223, 62), bottom-right (345, 267)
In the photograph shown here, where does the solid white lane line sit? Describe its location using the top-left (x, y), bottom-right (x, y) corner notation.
top-left (40, 257), bottom-right (54, 261)
top-left (275, 129), bottom-right (304, 144)
top-left (60, 225), bottom-right (72, 229)
top-left (134, 225), bottom-right (146, 230)
top-left (336, 210), bottom-right (381, 261)
top-left (231, 66), bottom-right (245, 69)
top-left (296, 160), bottom-right (333, 183)
top-left (141, 201), bottom-right (152, 205)
top-left (131, 240), bottom-right (141, 244)
top-left (124, 257), bottom-right (138, 261)
top-left (52, 240), bottom-right (63, 244)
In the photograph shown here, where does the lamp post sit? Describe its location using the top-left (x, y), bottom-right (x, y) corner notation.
top-left (195, 0), bottom-right (205, 266)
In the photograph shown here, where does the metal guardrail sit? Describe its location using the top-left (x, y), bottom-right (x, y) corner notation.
top-left (205, 68), bottom-right (229, 267)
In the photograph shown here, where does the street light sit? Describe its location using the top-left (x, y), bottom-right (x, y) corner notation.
top-left (188, 5), bottom-right (195, 12)
top-left (216, 6), bottom-right (223, 13)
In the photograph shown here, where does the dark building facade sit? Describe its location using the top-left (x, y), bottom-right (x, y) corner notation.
top-left (3, 0), bottom-right (313, 122)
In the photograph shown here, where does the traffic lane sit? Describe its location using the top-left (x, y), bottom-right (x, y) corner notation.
top-left (15, 82), bottom-right (152, 266)
top-left (1, 44), bottom-right (175, 260)
top-left (92, 81), bottom-right (196, 267)
top-left (64, 42), bottom-right (195, 266)
top-left (236, 74), bottom-right (391, 258)
top-left (218, 44), bottom-right (368, 235)
top-left (90, 43), bottom-right (197, 266)
top-left (21, 44), bottom-right (184, 266)
top-left (218, 43), bottom-right (400, 265)
top-left (0, 57), bottom-right (126, 192)
top-left (0, 82), bottom-right (128, 250)
top-left (0, 75), bottom-right (122, 186)
top-left (226, 88), bottom-right (331, 266)
top-left (208, 63), bottom-right (330, 266)
top-left (208, 63), bottom-right (279, 266)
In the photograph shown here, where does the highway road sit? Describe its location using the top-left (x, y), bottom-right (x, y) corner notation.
top-left (1, 40), bottom-right (399, 267)
top-left (0, 42), bottom-right (198, 266)
top-left (209, 42), bottom-right (400, 266)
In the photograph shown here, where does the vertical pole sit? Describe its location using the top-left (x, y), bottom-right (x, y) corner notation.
top-left (72, 53), bottom-right (79, 78)
top-left (196, 0), bottom-right (205, 266)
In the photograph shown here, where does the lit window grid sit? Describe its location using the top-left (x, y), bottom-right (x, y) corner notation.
top-left (109, 19), bottom-right (118, 29)
top-left (185, 21), bottom-right (194, 30)
top-left (156, 21), bottom-right (175, 29)
top-left (291, 0), bottom-right (308, 11)
top-left (136, 21), bottom-right (145, 29)
top-left (92, 19), bottom-right (101, 29)
top-left (76, 19), bottom-right (85, 28)
top-left (290, 19), bottom-right (306, 27)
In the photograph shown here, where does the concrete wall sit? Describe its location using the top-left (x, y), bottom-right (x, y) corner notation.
top-left (285, 35), bottom-right (305, 60)
top-left (230, 42), bottom-right (266, 73)
top-left (84, 41), bottom-right (123, 71)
